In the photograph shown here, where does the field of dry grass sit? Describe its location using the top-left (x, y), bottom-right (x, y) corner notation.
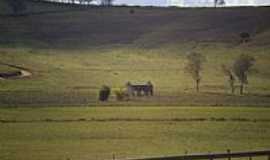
top-left (0, 1), bottom-right (270, 106)
top-left (0, 2), bottom-right (270, 160)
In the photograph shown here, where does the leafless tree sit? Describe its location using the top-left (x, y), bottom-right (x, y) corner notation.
top-left (101, 0), bottom-right (113, 6)
top-left (184, 52), bottom-right (205, 92)
top-left (6, 0), bottom-right (26, 16)
top-left (232, 54), bottom-right (255, 95)
top-left (78, 0), bottom-right (84, 5)
top-left (84, 0), bottom-right (93, 5)
top-left (214, 0), bottom-right (225, 7)
top-left (221, 64), bottom-right (235, 94)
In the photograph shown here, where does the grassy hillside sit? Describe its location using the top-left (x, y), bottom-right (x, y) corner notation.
top-left (0, 1), bottom-right (270, 106)
top-left (1, 3), bottom-right (270, 159)
top-left (1, 3), bottom-right (270, 48)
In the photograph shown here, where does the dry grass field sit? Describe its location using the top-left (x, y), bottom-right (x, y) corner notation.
top-left (1, 3), bottom-right (270, 106)
top-left (0, 2), bottom-right (270, 160)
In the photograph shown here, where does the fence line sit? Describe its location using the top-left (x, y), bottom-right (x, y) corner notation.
top-left (124, 150), bottom-right (270, 160)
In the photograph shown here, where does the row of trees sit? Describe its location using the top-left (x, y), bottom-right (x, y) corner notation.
top-left (5, 0), bottom-right (26, 15)
top-left (63, 0), bottom-right (113, 6)
top-left (7, 0), bottom-right (229, 15)
top-left (185, 52), bottom-right (255, 95)
top-left (6, 0), bottom-right (114, 16)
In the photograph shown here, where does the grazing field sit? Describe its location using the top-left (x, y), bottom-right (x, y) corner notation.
top-left (0, 106), bottom-right (270, 160)
top-left (1, 1), bottom-right (270, 106)
top-left (0, 1), bottom-right (270, 160)
top-left (1, 45), bottom-right (270, 106)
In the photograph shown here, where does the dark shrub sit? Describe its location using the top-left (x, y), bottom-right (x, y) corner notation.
top-left (99, 85), bottom-right (111, 101)
top-left (239, 32), bottom-right (250, 43)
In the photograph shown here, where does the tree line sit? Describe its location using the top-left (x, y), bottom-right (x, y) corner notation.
top-left (5, 0), bottom-right (114, 16)
top-left (53, 0), bottom-right (114, 6)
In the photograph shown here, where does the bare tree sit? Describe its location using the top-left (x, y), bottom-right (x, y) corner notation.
top-left (214, 0), bottom-right (225, 7)
top-left (6, 0), bottom-right (26, 16)
top-left (85, 0), bottom-right (94, 5)
top-left (221, 64), bottom-right (235, 94)
top-left (214, 0), bottom-right (218, 7)
top-left (232, 54), bottom-right (255, 95)
top-left (78, 0), bottom-right (84, 5)
top-left (101, 0), bottom-right (114, 6)
top-left (184, 52), bottom-right (205, 92)
top-left (76, 0), bottom-right (93, 5)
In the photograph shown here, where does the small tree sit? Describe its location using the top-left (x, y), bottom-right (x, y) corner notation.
top-left (184, 52), bottom-right (205, 92)
top-left (214, 0), bottom-right (225, 7)
top-left (101, 0), bottom-right (114, 6)
top-left (78, 0), bottom-right (84, 5)
top-left (221, 64), bottom-right (235, 94)
top-left (232, 54), bottom-right (255, 95)
top-left (84, 0), bottom-right (93, 5)
top-left (6, 0), bottom-right (26, 16)
top-left (214, 0), bottom-right (218, 7)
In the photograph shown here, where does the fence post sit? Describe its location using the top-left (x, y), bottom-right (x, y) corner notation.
top-left (227, 149), bottom-right (231, 160)
top-left (113, 154), bottom-right (115, 160)
top-left (249, 156), bottom-right (252, 160)
top-left (268, 155), bottom-right (270, 160)
top-left (209, 152), bottom-right (214, 160)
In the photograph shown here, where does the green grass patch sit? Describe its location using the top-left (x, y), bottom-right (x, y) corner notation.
top-left (0, 45), bottom-right (270, 106)
top-left (0, 107), bottom-right (270, 160)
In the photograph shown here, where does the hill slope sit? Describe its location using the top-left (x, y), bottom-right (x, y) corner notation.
top-left (0, 1), bottom-right (270, 48)
top-left (0, 2), bottom-right (270, 106)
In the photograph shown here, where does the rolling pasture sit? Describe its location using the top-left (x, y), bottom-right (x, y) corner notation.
top-left (0, 2), bottom-right (270, 106)
top-left (1, 45), bottom-right (270, 106)
top-left (0, 2), bottom-right (270, 160)
top-left (1, 106), bottom-right (270, 160)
